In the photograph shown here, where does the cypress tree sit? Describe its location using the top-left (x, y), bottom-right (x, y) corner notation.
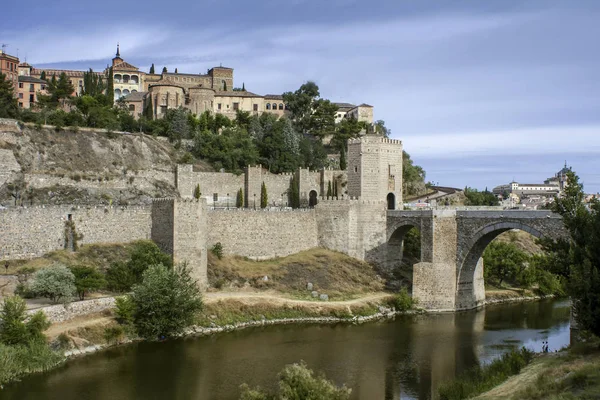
top-left (175, 68), bottom-right (178, 73)
top-left (339, 146), bottom-right (347, 170)
top-left (0, 73), bottom-right (18, 118)
top-left (106, 66), bottom-right (114, 104)
top-left (40, 70), bottom-right (46, 80)
top-left (144, 95), bottom-right (153, 119)
top-left (194, 184), bottom-right (201, 199)
top-left (289, 174), bottom-right (300, 208)
top-left (236, 188), bottom-right (244, 208)
top-left (327, 181), bottom-right (332, 198)
top-left (333, 177), bottom-right (338, 198)
top-left (260, 182), bottom-right (268, 208)
top-left (162, 67), bottom-right (167, 74)
top-left (149, 64), bottom-right (155, 74)
top-left (242, 82), bottom-right (245, 91)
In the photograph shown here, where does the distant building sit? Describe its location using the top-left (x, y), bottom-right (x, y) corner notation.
top-left (0, 48), bottom-right (19, 93)
top-left (493, 163), bottom-right (571, 198)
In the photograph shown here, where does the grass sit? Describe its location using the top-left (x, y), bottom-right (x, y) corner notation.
top-left (0, 342), bottom-right (64, 386)
top-left (195, 299), bottom-right (381, 327)
top-left (438, 347), bottom-right (535, 400)
top-left (207, 248), bottom-right (385, 299)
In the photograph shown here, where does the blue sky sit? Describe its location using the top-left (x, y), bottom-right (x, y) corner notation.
top-left (3, 0), bottom-right (599, 192)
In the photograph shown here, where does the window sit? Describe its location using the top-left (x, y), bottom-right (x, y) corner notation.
top-left (29, 94), bottom-right (34, 103)
top-left (29, 84), bottom-right (34, 92)
top-left (18, 102), bottom-right (23, 107)
top-left (128, 104), bottom-right (135, 111)
top-left (354, 166), bottom-right (358, 173)
top-left (41, 84), bottom-right (46, 90)
top-left (213, 193), bottom-right (218, 202)
top-left (253, 104), bottom-right (258, 111)
top-left (272, 103), bottom-right (277, 109)
top-left (18, 82), bottom-right (23, 88)
top-left (233, 102), bottom-right (239, 110)
top-left (18, 93), bottom-right (23, 99)
top-left (217, 103), bottom-right (222, 110)
top-left (266, 103), bottom-right (271, 110)
top-left (279, 103), bottom-right (284, 110)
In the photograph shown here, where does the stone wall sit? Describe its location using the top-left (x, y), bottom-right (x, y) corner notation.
top-left (177, 164), bottom-right (244, 206)
top-left (0, 205), bottom-right (152, 260)
top-left (207, 209), bottom-right (318, 260)
top-left (28, 297), bottom-right (116, 323)
top-left (0, 148), bottom-right (20, 187)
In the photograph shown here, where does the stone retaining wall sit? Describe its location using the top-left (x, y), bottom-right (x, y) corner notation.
top-left (28, 297), bottom-right (116, 323)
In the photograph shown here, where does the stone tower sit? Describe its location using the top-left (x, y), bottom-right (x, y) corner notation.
top-left (347, 135), bottom-right (403, 209)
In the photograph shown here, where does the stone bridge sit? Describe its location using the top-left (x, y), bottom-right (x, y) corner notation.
top-left (385, 210), bottom-right (567, 311)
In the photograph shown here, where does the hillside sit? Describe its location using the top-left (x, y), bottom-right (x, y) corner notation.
top-left (0, 120), bottom-right (211, 206)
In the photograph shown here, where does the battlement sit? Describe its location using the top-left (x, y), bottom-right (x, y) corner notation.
top-left (0, 204), bottom-right (150, 213)
top-left (348, 136), bottom-right (402, 146)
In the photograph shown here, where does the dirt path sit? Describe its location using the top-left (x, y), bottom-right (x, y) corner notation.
top-left (204, 291), bottom-right (392, 307)
top-left (45, 314), bottom-right (113, 339)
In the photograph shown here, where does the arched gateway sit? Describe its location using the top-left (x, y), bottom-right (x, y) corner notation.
top-left (386, 210), bottom-right (567, 311)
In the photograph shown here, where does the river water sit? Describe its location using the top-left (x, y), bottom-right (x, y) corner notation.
top-left (1, 299), bottom-right (570, 400)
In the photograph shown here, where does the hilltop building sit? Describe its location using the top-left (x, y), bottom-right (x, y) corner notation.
top-left (2, 44), bottom-right (375, 124)
top-left (493, 163), bottom-right (571, 199)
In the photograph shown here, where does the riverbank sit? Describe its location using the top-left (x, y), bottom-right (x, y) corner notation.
top-left (473, 341), bottom-right (600, 399)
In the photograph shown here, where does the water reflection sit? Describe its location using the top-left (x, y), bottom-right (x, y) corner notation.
top-left (1, 299), bottom-right (570, 400)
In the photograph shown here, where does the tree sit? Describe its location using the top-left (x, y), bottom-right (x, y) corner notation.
top-left (130, 264), bottom-right (203, 339)
top-left (339, 146), bottom-right (347, 171)
top-left (149, 64), bottom-right (155, 74)
top-left (144, 94), bottom-right (153, 119)
top-left (40, 70), bottom-right (46, 80)
top-left (165, 107), bottom-right (191, 144)
top-left (29, 264), bottom-right (76, 303)
top-left (82, 68), bottom-right (105, 98)
top-left (106, 66), bottom-right (114, 104)
top-left (0, 73), bottom-right (18, 118)
top-left (550, 171), bottom-right (600, 335)
top-left (327, 181), bottom-right (332, 198)
top-left (464, 187), bottom-right (499, 206)
top-left (289, 173), bottom-right (300, 208)
top-left (194, 184), bottom-right (201, 199)
top-left (483, 242), bottom-right (529, 286)
top-left (0, 296), bottom-right (50, 346)
top-left (309, 99), bottom-right (337, 140)
top-left (175, 68), bottom-right (178, 73)
top-left (236, 188), bottom-right (244, 208)
top-left (240, 361), bottom-right (351, 400)
top-left (162, 67), bottom-right (167, 73)
top-left (260, 182), bottom-right (268, 208)
top-left (69, 266), bottom-right (106, 301)
top-left (374, 120), bottom-right (390, 137)
top-left (282, 81), bottom-right (320, 135)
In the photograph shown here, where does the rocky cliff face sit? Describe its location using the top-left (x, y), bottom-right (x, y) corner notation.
top-left (0, 119), bottom-right (183, 206)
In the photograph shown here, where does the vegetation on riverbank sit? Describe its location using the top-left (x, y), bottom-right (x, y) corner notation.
top-left (437, 347), bottom-right (535, 400)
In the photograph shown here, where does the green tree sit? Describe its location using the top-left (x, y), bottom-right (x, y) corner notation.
top-left (162, 66), bottom-right (167, 73)
top-left (483, 242), bottom-right (528, 286)
top-left (327, 181), bottom-right (332, 197)
top-left (144, 95), bottom-right (153, 119)
top-left (402, 151), bottom-right (426, 197)
top-left (194, 184), bottom-right (201, 199)
top-left (235, 109), bottom-right (251, 130)
top-left (69, 266), bottom-right (106, 301)
top-left (289, 173), bottom-right (300, 208)
top-left (0, 73), bottom-right (18, 118)
top-left (550, 171), bottom-right (600, 335)
top-left (339, 145), bottom-right (347, 171)
top-left (130, 264), bottom-right (203, 339)
top-left (175, 68), bottom-right (178, 73)
top-left (240, 361), bottom-right (351, 400)
top-left (282, 81), bottom-right (320, 135)
top-left (82, 68), bottom-right (105, 98)
top-left (149, 64), bottom-right (155, 74)
top-left (260, 182), bottom-right (268, 208)
top-left (40, 70), bottom-right (46, 80)
top-left (29, 264), bottom-right (76, 303)
top-left (309, 99), bottom-right (337, 140)
top-left (374, 120), bottom-right (390, 137)
top-left (236, 188), bottom-right (244, 208)
top-left (464, 187), bottom-right (499, 206)
top-left (0, 296), bottom-right (50, 346)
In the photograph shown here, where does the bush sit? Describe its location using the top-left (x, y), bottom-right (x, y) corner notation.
top-left (240, 361), bottom-right (351, 400)
top-left (0, 296), bottom-right (50, 346)
top-left (438, 347), bottom-right (534, 400)
top-left (211, 242), bottom-right (224, 260)
top-left (0, 341), bottom-right (64, 386)
top-left (56, 333), bottom-right (71, 350)
top-left (387, 288), bottom-right (415, 311)
top-left (106, 262), bottom-right (135, 293)
top-left (70, 265), bottom-right (106, 300)
top-left (103, 326), bottom-right (125, 345)
top-left (29, 264), bottom-right (76, 303)
top-left (130, 264), bottom-right (203, 339)
top-left (114, 296), bottom-right (135, 326)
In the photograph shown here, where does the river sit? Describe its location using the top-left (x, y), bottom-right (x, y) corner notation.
top-left (1, 299), bottom-right (570, 400)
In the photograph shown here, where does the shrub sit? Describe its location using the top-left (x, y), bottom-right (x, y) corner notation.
top-left (0, 342), bottom-right (64, 386)
top-left (114, 296), bottom-right (135, 326)
top-left (106, 262), bottom-right (135, 293)
top-left (103, 326), bottom-right (125, 344)
top-left (387, 288), bottom-right (415, 312)
top-left (70, 265), bottom-right (106, 300)
top-left (29, 264), bottom-right (76, 303)
top-left (438, 347), bottom-right (534, 400)
top-left (0, 296), bottom-right (50, 346)
top-left (56, 333), bottom-right (71, 350)
top-left (130, 264), bottom-right (203, 339)
top-left (178, 152), bottom-right (194, 164)
top-left (240, 361), bottom-right (351, 400)
top-left (211, 242), bottom-right (224, 260)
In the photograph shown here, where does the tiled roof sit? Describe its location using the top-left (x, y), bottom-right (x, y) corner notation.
top-left (334, 102), bottom-right (356, 109)
top-left (357, 103), bottom-right (373, 108)
top-left (148, 77), bottom-right (184, 89)
top-left (32, 68), bottom-right (103, 78)
top-left (113, 61), bottom-right (139, 71)
top-left (215, 90), bottom-right (262, 98)
top-left (18, 75), bottom-right (46, 84)
top-left (264, 94), bottom-right (284, 100)
top-left (123, 91), bottom-right (147, 101)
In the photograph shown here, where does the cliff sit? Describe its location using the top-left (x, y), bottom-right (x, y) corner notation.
top-left (0, 120), bottom-right (200, 206)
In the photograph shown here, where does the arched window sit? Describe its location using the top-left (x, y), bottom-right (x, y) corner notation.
top-left (123, 74), bottom-right (130, 83)
top-left (309, 190), bottom-right (318, 208)
top-left (131, 89), bottom-right (137, 93)
top-left (266, 103), bottom-right (271, 110)
top-left (128, 104), bottom-right (135, 111)
top-left (114, 74), bottom-right (122, 83)
top-left (272, 103), bottom-right (277, 109)
top-left (114, 89), bottom-right (121, 97)
top-left (130, 75), bottom-right (139, 84)
top-left (123, 89), bottom-right (130, 95)
top-left (387, 193), bottom-right (395, 210)
top-left (279, 103), bottom-right (284, 110)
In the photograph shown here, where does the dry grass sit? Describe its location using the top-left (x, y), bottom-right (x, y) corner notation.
top-left (207, 248), bottom-right (385, 299)
top-left (493, 230), bottom-right (543, 255)
top-left (2, 242), bottom-right (142, 275)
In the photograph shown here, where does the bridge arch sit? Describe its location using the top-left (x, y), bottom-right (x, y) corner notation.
top-left (456, 221), bottom-right (545, 310)
top-left (387, 221), bottom-right (422, 291)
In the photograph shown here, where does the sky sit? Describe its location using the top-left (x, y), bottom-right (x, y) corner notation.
top-left (3, 0), bottom-right (599, 192)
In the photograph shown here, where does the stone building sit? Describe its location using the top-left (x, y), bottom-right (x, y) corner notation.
top-left (493, 163), bottom-right (571, 198)
top-left (17, 64), bottom-right (47, 109)
top-left (0, 48), bottom-right (19, 92)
